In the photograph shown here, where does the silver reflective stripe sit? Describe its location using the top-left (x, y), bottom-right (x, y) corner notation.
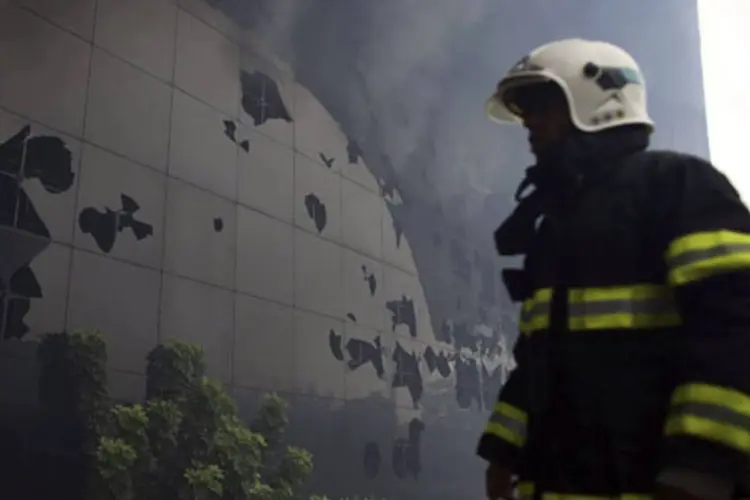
top-left (568, 295), bottom-right (677, 317)
top-left (489, 409), bottom-right (527, 439)
top-left (523, 300), bottom-right (550, 320)
top-left (658, 468), bottom-right (733, 500)
top-left (667, 242), bottom-right (750, 268)
top-left (516, 482), bottom-right (534, 500)
top-left (670, 402), bottom-right (750, 431)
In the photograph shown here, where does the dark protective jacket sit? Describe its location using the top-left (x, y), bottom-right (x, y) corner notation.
top-left (477, 126), bottom-right (750, 499)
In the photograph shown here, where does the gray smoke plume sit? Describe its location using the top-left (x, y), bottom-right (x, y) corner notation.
top-left (214, 0), bottom-right (708, 336)
top-left (221, 0), bottom-right (531, 224)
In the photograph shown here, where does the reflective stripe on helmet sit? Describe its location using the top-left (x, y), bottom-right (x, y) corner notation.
top-left (665, 230), bottom-right (750, 286)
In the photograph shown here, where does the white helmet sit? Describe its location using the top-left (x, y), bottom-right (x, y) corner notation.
top-left (486, 38), bottom-right (654, 133)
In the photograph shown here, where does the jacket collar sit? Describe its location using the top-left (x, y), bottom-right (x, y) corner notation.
top-left (515, 125), bottom-right (650, 203)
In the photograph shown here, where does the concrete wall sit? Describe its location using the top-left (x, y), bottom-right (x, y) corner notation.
top-left (0, 0), bottom-right (707, 498)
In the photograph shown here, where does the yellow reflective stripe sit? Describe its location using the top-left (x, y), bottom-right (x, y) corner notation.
top-left (544, 494), bottom-right (650, 500)
top-left (666, 383), bottom-right (750, 454)
top-left (485, 422), bottom-right (524, 447)
top-left (519, 288), bottom-right (552, 335)
top-left (667, 230), bottom-right (750, 256)
top-left (671, 383), bottom-right (750, 414)
top-left (666, 230), bottom-right (750, 285)
top-left (517, 481), bottom-right (534, 500)
top-left (569, 312), bottom-right (681, 331)
top-left (494, 401), bottom-right (528, 423)
top-left (521, 284), bottom-right (681, 334)
top-left (485, 401), bottom-right (527, 447)
top-left (516, 483), bottom-right (650, 500)
top-left (665, 415), bottom-right (750, 454)
top-left (568, 284), bottom-right (670, 302)
top-left (568, 284), bottom-right (681, 331)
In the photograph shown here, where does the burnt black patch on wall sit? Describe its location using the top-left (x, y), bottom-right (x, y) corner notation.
top-left (392, 418), bottom-right (425, 479)
top-left (318, 153), bottom-right (335, 169)
top-left (438, 318), bottom-right (503, 365)
top-left (378, 165), bottom-right (398, 200)
top-left (78, 194), bottom-right (153, 253)
top-left (386, 295), bottom-right (416, 337)
top-left (392, 341), bottom-right (423, 407)
top-left (346, 335), bottom-right (384, 378)
top-left (452, 322), bottom-right (478, 352)
top-left (363, 442), bottom-right (381, 478)
top-left (439, 321), bottom-right (482, 354)
top-left (346, 137), bottom-right (363, 164)
top-left (223, 119), bottom-right (238, 142)
top-left (361, 265), bottom-right (377, 295)
top-left (213, 217), bottom-right (223, 232)
top-left (481, 363), bottom-right (505, 410)
top-left (437, 320), bottom-right (452, 344)
top-left (423, 346), bottom-right (452, 378)
top-left (304, 193), bottom-right (327, 233)
top-left (435, 353), bottom-right (452, 378)
top-left (0, 125), bottom-right (74, 339)
top-left (240, 70), bottom-right (292, 126)
top-left (391, 217), bottom-right (403, 248)
top-left (423, 346), bottom-right (437, 372)
top-left (0, 267), bottom-right (42, 341)
top-left (479, 331), bottom-right (502, 358)
top-left (455, 356), bottom-right (482, 410)
top-left (451, 238), bottom-right (472, 284)
top-left (1, 127), bottom-right (74, 237)
top-left (328, 329), bottom-right (344, 361)
top-left (222, 119), bottom-right (250, 152)
top-left (346, 312), bottom-right (357, 322)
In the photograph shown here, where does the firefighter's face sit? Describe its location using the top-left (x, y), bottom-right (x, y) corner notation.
top-left (504, 82), bottom-right (572, 158)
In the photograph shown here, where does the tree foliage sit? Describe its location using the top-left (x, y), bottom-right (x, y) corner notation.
top-left (37, 331), bottom-right (314, 500)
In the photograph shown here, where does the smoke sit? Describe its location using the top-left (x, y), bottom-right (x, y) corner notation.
top-left (219, 0), bottom-right (708, 226)
top-left (221, 0), bottom-right (531, 220)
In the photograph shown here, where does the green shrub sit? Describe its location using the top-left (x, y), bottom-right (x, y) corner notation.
top-left (38, 331), bottom-right (383, 500)
top-left (146, 342), bottom-right (205, 401)
top-left (37, 330), bottom-right (110, 454)
top-left (37, 332), bottom-right (315, 500)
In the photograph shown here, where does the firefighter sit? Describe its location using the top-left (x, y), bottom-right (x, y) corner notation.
top-left (477, 38), bottom-right (750, 500)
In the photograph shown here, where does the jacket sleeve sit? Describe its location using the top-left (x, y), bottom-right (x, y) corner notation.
top-left (476, 332), bottom-right (529, 470)
top-left (658, 155), bottom-right (750, 483)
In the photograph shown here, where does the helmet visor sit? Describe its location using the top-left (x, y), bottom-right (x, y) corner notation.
top-left (486, 73), bottom-right (555, 124)
top-left (503, 81), bottom-right (566, 117)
